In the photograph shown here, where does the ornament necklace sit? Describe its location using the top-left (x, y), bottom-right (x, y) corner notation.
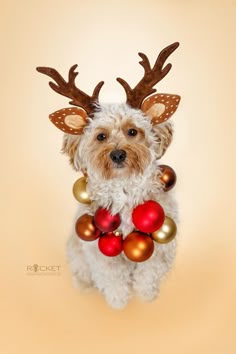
top-left (73, 165), bottom-right (177, 263)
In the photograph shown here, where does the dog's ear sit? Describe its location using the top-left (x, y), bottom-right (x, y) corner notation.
top-left (61, 134), bottom-right (82, 170)
top-left (49, 107), bottom-right (88, 135)
top-left (151, 122), bottom-right (173, 158)
top-left (141, 93), bottom-right (180, 125)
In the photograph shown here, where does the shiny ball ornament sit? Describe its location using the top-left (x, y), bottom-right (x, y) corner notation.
top-left (152, 216), bottom-right (177, 244)
top-left (73, 177), bottom-right (91, 204)
top-left (75, 214), bottom-right (101, 241)
top-left (98, 232), bottom-right (123, 257)
top-left (159, 165), bottom-right (177, 192)
top-left (123, 232), bottom-right (154, 262)
top-left (94, 208), bottom-right (121, 232)
top-left (132, 200), bottom-right (165, 233)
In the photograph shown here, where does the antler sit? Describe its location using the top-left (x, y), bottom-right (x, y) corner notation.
top-left (36, 65), bottom-right (104, 115)
top-left (117, 42), bottom-right (179, 108)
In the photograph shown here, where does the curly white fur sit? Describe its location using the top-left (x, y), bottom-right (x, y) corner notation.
top-left (65, 103), bottom-right (178, 309)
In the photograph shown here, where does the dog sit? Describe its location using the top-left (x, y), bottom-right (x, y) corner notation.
top-left (37, 42), bottom-right (181, 309)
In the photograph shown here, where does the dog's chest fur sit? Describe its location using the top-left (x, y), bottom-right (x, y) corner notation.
top-left (84, 162), bottom-right (177, 237)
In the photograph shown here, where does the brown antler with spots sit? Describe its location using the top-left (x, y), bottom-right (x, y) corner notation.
top-left (36, 65), bottom-right (104, 115)
top-left (117, 42), bottom-right (179, 109)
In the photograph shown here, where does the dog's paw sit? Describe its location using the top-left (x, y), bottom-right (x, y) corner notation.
top-left (135, 286), bottom-right (160, 303)
top-left (102, 285), bottom-right (132, 309)
top-left (105, 294), bottom-right (130, 310)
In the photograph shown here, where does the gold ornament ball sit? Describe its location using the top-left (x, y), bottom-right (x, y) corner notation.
top-left (73, 177), bottom-right (91, 204)
top-left (152, 216), bottom-right (177, 244)
top-left (123, 232), bottom-right (154, 262)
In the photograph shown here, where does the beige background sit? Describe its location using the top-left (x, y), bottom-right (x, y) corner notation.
top-left (1, 0), bottom-right (236, 353)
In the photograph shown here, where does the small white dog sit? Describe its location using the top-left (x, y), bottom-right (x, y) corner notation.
top-left (37, 42), bottom-right (181, 308)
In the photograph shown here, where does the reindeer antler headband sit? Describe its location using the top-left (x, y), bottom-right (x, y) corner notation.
top-left (36, 64), bottom-right (104, 116)
top-left (37, 42), bottom-right (180, 134)
top-left (117, 42), bottom-right (179, 108)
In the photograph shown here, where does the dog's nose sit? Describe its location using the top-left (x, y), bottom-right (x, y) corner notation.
top-left (110, 149), bottom-right (127, 163)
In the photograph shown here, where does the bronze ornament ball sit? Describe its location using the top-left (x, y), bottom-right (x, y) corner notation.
top-left (75, 214), bottom-right (101, 241)
top-left (73, 177), bottom-right (91, 204)
top-left (159, 165), bottom-right (177, 192)
top-left (123, 231), bottom-right (154, 262)
top-left (152, 216), bottom-right (177, 244)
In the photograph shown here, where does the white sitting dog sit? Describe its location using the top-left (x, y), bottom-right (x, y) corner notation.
top-left (37, 42), bottom-right (181, 308)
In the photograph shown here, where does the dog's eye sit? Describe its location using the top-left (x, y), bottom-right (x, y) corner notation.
top-left (127, 129), bottom-right (138, 137)
top-left (97, 133), bottom-right (106, 141)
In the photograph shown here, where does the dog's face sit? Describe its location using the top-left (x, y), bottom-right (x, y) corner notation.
top-left (83, 117), bottom-right (151, 179)
top-left (62, 103), bottom-right (174, 180)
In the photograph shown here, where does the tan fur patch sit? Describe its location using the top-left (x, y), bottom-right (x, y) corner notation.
top-left (152, 123), bottom-right (173, 158)
top-left (62, 135), bottom-right (80, 169)
top-left (121, 119), bottom-right (147, 143)
top-left (88, 143), bottom-right (114, 179)
top-left (124, 144), bottom-right (151, 175)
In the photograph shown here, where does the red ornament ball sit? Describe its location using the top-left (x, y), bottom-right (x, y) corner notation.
top-left (94, 207), bottom-right (121, 232)
top-left (132, 200), bottom-right (165, 233)
top-left (98, 232), bottom-right (123, 257)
